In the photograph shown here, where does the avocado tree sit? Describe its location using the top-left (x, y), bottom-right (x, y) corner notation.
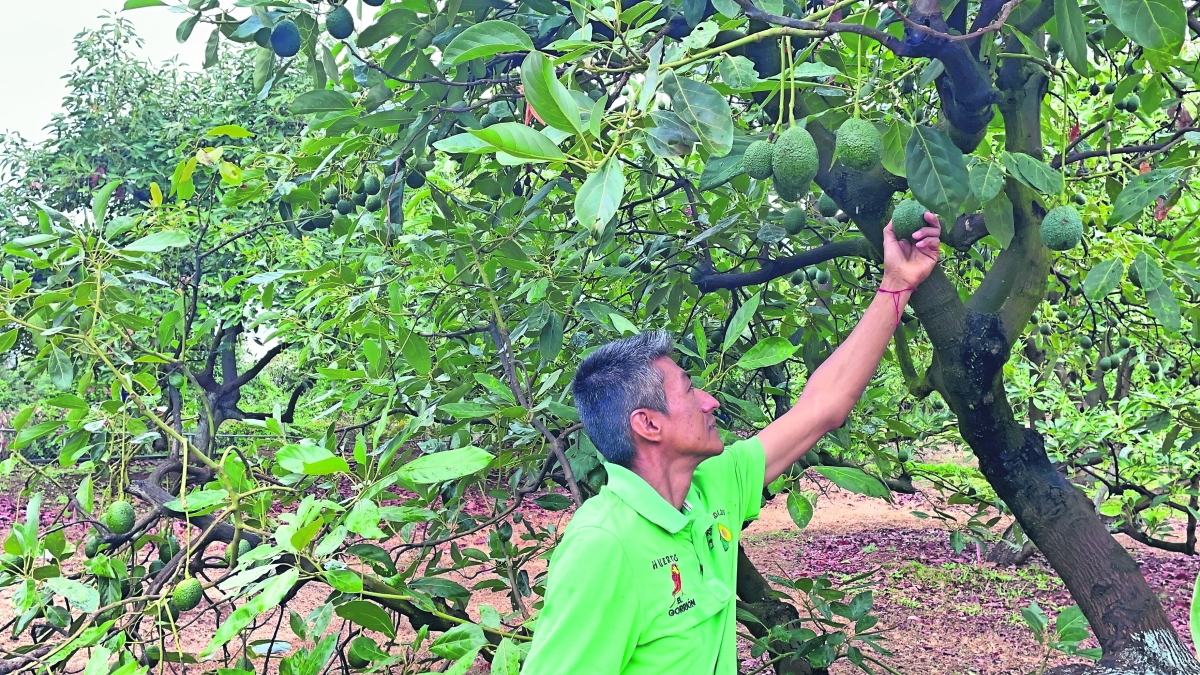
top-left (1, 0), bottom-right (1199, 673)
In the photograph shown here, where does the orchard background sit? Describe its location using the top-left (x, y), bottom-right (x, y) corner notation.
top-left (1, 0), bottom-right (1200, 672)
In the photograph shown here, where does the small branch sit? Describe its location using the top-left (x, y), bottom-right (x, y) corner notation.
top-left (734, 0), bottom-right (907, 54)
top-left (944, 213), bottom-right (989, 251)
top-left (1053, 127), bottom-right (1200, 168)
top-left (222, 342), bottom-right (286, 394)
top-left (695, 238), bottom-right (874, 292)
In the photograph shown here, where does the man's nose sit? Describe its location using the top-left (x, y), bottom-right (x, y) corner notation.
top-left (698, 389), bottom-right (720, 412)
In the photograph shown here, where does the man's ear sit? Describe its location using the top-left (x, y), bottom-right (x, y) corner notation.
top-left (629, 409), bottom-right (664, 444)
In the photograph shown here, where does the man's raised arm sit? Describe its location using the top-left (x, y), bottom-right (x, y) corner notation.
top-left (757, 215), bottom-right (941, 485)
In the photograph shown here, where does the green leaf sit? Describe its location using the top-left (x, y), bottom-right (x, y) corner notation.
top-left (206, 125), bottom-right (254, 138)
top-left (47, 347), bottom-right (74, 390)
top-left (165, 489), bottom-right (229, 514)
top-left (1108, 169), bottom-right (1180, 226)
top-left (983, 192), bottom-right (1015, 250)
top-left (1053, 0), bottom-right (1090, 74)
top-left (880, 120), bottom-right (912, 177)
top-left (533, 494), bottom-right (573, 510)
top-left (122, 230), bottom-right (191, 253)
top-left (1055, 604), bottom-right (1090, 638)
top-left (397, 446), bottom-right (494, 484)
top-left (123, 0), bottom-right (166, 7)
top-left (357, 8), bottom-right (415, 49)
top-left (1130, 251), bottom-right (1164, 290)
top-left (969, 162), bottom-right (1004, 203)
top-left (469, 123), bottom-right (565, 163)
top-left (1001, 152), bottom-right (1063, 196)
top-left (1095, 0), bottom-right (1185, 54)
top-left (442, 21), bottom-right (534, 64)
top-left (277, 444), bottom-right (351, 476)
top-left (335, 601), bottom-right (396, 639)
top-left (291, 90), bottom-right (354, 115)
top-left (699, 134), bottom-right (760, 191)
top-left (718, 54), bottom-right (759, 89)
top-left (735, 337), bottom-right (798, 370)
top-left (432, 132), bottom-right (496, 154)
top-left (203, 569), bottom-right (299, 656)
top-left (786, 490), bottom-right (813, 530)
top-left (662, 71), bottom-right (734, 156)
top-left (904, 126), bottom-right (969, 222)
top-left (490, 639), bottom-right (521, 675)
top-left (540, 312), bottom-right (563, 363)
top-left (45, 578), bottom-right (100, 613)
top-left (722, 293), bottom-right (762, 353)
top-left (46, 394), bottom-right (87, 410)
top-left (520, 51), bottom-right (584, 135)
top-left (430, 624), bottom-right (487, 660)
top-left (1147, 283), bottom-right (1181, 332)
top-left (440, 402), bottom-right (499, 418)
top-left (397, 329), bottom-right (432, 375)
top-left (1083, 257), bottom-right (1124, 301)
top-left (0, 329), bottom-right (18, 353)
top-left (575, 157), bottom-right (625, 232)
top-left (813, 466), bottom-right (889, 499)
top-left (92, 180), bottom-right (122, 227)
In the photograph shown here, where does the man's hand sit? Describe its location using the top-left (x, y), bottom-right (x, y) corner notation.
top-left (881, 212), bottom-right (940, 289)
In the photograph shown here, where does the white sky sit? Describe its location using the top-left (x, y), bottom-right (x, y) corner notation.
top-left (0, 1), bottom-right (214, 143)
top-left (0, 3), bottom-right (385, 144)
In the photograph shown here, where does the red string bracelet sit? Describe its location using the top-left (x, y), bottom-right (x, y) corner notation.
top-left (878, 286), bottom-right (916, 327)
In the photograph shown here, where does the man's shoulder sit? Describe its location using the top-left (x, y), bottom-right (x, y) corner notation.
top-left (695, 436), bottom-right (763, 481)
top-left (561, 488), bottom-right (636, 542)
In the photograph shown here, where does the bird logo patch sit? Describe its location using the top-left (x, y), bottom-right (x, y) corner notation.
top-left (717, 523), bottom-right (732, 551)
top-left (670, 562), bottom-right (682, 596)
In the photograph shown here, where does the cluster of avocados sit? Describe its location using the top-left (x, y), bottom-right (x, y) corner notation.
top-left (743, 118), bottom-right (882, 204)
top-left (264, 0), bottom-right (389, 58)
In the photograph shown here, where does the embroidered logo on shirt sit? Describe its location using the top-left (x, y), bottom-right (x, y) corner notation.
top-left (705, 525), bottom-right (715, 550)
top-left (651, 554), bottom-right (679, 570)
top-left (670, 562), bottom-right (682, 596)
top-left (717, 523), bottom-right (732, 551)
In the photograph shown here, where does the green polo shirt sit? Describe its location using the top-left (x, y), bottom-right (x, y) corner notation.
top-left (522, 437), bottom-right (765, 675)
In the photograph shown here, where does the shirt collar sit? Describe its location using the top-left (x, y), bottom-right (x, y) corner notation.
top-left (603, 462), bottom-right (692, 534)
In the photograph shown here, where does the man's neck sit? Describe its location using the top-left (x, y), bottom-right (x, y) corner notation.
top-left (628, 449), bottom-right (705, 511)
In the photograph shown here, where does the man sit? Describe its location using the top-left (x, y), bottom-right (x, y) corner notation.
top-left (522, 216), bottom-right (941, 674)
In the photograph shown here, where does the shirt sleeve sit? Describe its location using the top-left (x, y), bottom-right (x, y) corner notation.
top-left (522, 527), bottom-right (638, 675)
top-left (695, 437), bottom-right (767, 524)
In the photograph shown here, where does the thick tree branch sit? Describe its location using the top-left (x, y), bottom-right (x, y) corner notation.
top-left (222, 342), bottom-right (287, 394)
top-left (1053, 127), bottom-right (1200, 167)
top-left (945, 212), bottom-right (989, 251)
top-left (694, 238), bottom-right (874, 292)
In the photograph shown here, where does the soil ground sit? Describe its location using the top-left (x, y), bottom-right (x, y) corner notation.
top-left (0, 445), bottom-right (1196, 675)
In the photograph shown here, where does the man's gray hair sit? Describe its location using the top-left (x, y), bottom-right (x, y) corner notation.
top-left (571, 330), bottom-right (674, 467)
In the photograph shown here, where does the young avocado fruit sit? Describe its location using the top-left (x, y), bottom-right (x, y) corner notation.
top-left (1103, 82), bottom-right (1116, 95)
top-left (891, 199), bottom-right (928, 241)
top-left (326, 5), bottom-right (354, 39)
top-left (1073, 192), bottom-right (1086, 206)
top-left (815, 269), bottom-right (830, 284)
top-left (172, 578), bottom-right (203, 612)
top-left (1099, 356), bottom-right (1113, 372)
top-left (84, 536), bottom-right (102, 559)
top-left (1040, 205), bottom-right (1083, 251)
top-left (158, 534), bottom-right (181, 562)
top-left (689, 267), bottom-right (704, 284)
top-left (336, 199), bottom-right (354, 215)
top-left (363, 175), bottom-right (380, 195)
top-left (1118, 336), bottom-right (1131, 349)
top-left (817, 193), bottom-right (839, 217)
top-left (106, 501), bottom-right (136, 535)
top-left (790, 270), bottom-right (806, 285)
top-left (1088, 83), bottom-right (1100, 96)
top-left (226, 539), bottom-right (252, 566)
top-left (366, 195), bottom-right (382, 213)
top-left (1039, 324), bottom-right (1052, 335)
top-left (806, 267), bottom-right (819, 280)
top-left (1080, 336), bottom-right (1093, 349)
top-left (1123, 94), bottom-right (1139, 112)
top-left (617, 253), bottom-right (633, 267)
top-left (413, 28), bottom-right (435, 49)
top-left (406, 172), bottom-right (426, 189)
top-left (742, 140), bottom-right (775, 180)
top-left (270, 19), bottom-right (302, 57)
top-left (352, 191), bottom-right (367, 207)
top-left (782, 207), bottom-right (806, 235)
top-left (323, 187), bottom-right (340, 205)
top-left (480, 113), bottom-right (499, 127)
top-left (771, 125), bottom-right (819, 197)
top-left (1147, 362), bottom-right (1160, 374)
top-left (1056, 310), bottom-right (1069, 322)
top-left (834, 118), bottom-right (884, 171)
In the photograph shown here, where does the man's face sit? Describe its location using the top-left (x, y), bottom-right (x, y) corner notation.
top-left (649, 356), bottom-right (724, 458)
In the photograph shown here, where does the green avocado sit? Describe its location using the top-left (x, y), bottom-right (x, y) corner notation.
top-left (480, 113), bottom-right (499, 127)
top-left (270, 19), bottom-right (301, 58)
top-left (1039, 324), bottom-right (1052, 335)
top-left (323, 187), bottom-right (340, 205)
top-left (790, 270), bottom-right (806, 285)
top-left (1124, 94), bottom-right (1139, 112)
top-left (771, 125), bottom-right (818, 197)
top-left (226, 539), bottom-right (252, 566)
top-left (413, 28), bottom-right (434, 49)
top-left (326, 5), bottom-right (354, 39)
top-left (106, 501), bottom-right (136, 535)
top-left (817, 193), bottom-right (839, 217)
top-left (1040, 205), bottom-right (1083, 251)
top-left (366, 195), bottom-right (382, 213)
top-left (1056, 310), bottom-right (1068, 322)
top-left (891, 199), bottom-right (928, 241)
top-left (158, 534), bottom-right (181, 562)
top-left (742, 140), bottom-right (775, 180)
top-left (352, 191), bottom-right (367, 206)
top-left (1147, 362), bottom-right (1160, 374)
top-left (1080, 336), bottom-right (1093, 348)
top-left (406, 172), bottom-right (426, 189)
top-left (782, 207), bottom-right (806, 235)
top-left (172, 578), bottom-right (203, 612)
top-left (336, 199), bottom-right (355, 215)
top-left (834, 118), bottom-right (883, 172)
top-left (363, 175), bottom-right (380, 195)
top-left (617, 253), bottom-right (633, 267)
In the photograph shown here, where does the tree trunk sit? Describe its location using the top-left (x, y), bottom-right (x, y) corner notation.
top-left (735, 546), bottom-right (827, 675)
